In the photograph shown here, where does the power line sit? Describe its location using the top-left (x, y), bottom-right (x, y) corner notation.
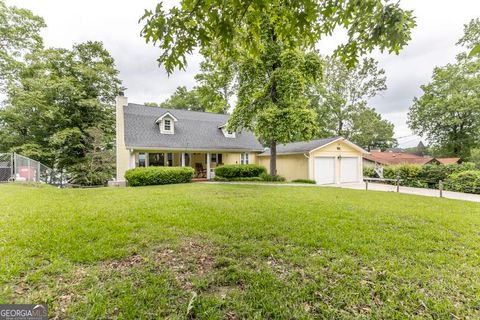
top-left (394, 134), bottom-right (416, 140)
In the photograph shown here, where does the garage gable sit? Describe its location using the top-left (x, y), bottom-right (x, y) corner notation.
top-left (310, 139), bottom-right (366, 156)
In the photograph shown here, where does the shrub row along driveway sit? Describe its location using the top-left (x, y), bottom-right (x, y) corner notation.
top-left (210, 181), bottom-right (480, 203)
top-left (1, 183), bottom-right (479, 318)
top-left (339, 182), bottom-right (480, 203)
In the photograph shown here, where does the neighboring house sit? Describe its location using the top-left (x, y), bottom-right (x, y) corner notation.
top-left (115, 96), bottom-right (368, 185)
top-left (363, 151), bottom-right (464, 167)
top-left (436, 157), bottom-right (461, 165)
top-left (363, 151), bottom-right (437, 167)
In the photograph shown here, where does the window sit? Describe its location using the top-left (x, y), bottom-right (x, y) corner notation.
top-left (211, 153), bottom-right (217, 163)
top-left (149, 153), bottom-right (164, 166)
top-left (240, 153), bottom-right (249, 164)
top-left (164, 119), bottom-right (171, 131)
top-left (217, 154), bottom-right (223, 165)
top-left (167, 153), bottom-right (173, 166)
top-left (221, 128), bottom-right (236, 138)
top-left (138, 153), bottom-right (146, 167)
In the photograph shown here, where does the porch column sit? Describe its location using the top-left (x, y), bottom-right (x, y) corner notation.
top-left (164, 153), bottom-right (168, 166)
top-left (181, 153), bottom-right (185, 166)
top-left (206, 152), bottom-right (211, 180)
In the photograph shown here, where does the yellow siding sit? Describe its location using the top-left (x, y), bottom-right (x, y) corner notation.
top-left (257, 154), bottom-right (309, 181)
top-left (222, 152), bottom-right (257, 165)
top-left (116, 96), bottom-right (132, 182)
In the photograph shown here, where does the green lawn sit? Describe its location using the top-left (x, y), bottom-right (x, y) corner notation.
top-left (1, 183), bottom-right (480, 319)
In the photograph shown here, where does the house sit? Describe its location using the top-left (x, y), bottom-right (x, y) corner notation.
top-left (115, 95), bottom-right (368, 185)
top-left (436, 157), bottom-right (461, 165)
top-left (363, 151), bottom-right (436, 167)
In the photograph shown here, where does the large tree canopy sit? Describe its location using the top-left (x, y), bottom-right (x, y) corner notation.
top-left (141, 0), bottom-right (416, 73)
top-left (314, 57), bottom-right (387, 135)
top-left (313, 56), bottom-right (395, 150)
top-left (158, 58), bottom-right (236, 114)
top-left (408, 19), bottom-right (480, 159)
top-left (142, 0), bottom-right (415, 176)
top-left (408, 53), bottom-right (480, 158)
top-left (348, 105), bottom-right (396, 151)
top-left (0, 41), bottom-right (122, 184)
top-left (228, 24), bottom-right (322, 175)
top-left (0, 0), bottom-right (45, 90)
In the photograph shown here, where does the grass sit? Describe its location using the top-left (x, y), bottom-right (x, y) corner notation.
top-left (1, 183), bottom-right (480, 319)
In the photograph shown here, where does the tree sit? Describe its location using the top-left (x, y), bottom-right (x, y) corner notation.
top-left (141, 0), bottom-right (415, 174)
top-left (156, 58), bottom-right (236, 114)
top-left (408, 19), bottom-right (480, 159)
top-left (0, 41), bottom-right (122, 184)
top-left (141, 0), bottom-right (416, 74)
top-left (228, 27), bottom-right (322, 175)
top-left (194, 56), bottom-right (237, 114)
top-left (314, 56), bottom-right (388, 138)
top-left (69, 128), bottom-right (115, 185)
top-left (348, 106), bottom-right (396, 150)
top-left (470, 148), bottom-right (480, 169)
top-left (159, 86), bottom-right (204, 111)
top-left (0, 0), bottom-right (45, 91)
top-left (143, 102), bottom-right (159, 107)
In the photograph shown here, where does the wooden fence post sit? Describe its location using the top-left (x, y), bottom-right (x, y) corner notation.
top-left (396, 176), bottom-right (400, 193)
top-left (439, 180), bottom-right (443, 198)
top-left (365, 180), bottom-right (368, 190)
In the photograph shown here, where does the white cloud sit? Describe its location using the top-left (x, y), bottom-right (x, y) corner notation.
top-left (6, 0), bottom-right (480, 147)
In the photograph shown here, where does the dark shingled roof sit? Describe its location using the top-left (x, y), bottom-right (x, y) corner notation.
top-left (258, 137), bottom-right (342, 156)
top-left (123, 104), bottom-right (264, 151)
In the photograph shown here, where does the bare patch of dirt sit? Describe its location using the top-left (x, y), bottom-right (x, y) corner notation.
top-left (102, 254), bottom-right (144, 273)
top-left (154, 238), bottom-right (216, 290)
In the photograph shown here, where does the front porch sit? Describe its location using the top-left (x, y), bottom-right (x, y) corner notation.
top-left (132, 151), bottom-right (227, 180)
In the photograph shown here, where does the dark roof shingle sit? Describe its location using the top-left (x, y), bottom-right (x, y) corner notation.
top-left (123, 104), bottom-right (264, 151)
top-left (258, 137), bottom-right (341, 156)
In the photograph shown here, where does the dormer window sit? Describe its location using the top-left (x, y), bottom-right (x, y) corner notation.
top-left (155, 111), bottom-right (178, 135)
top-left (218, 123), bottom-right (236, 138)
top-left (164, 119), bottom-right (171, 131)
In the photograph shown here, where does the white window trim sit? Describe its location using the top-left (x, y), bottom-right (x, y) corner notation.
top-left (240, 153), bottom-right (249, 164)
top-left (160, 117), bottom-right (175, 134)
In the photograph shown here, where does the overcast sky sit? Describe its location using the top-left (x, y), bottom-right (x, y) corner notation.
top-left (7, 0), bottom-right (480, 147)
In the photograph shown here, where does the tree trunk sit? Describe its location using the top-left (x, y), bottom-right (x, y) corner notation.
top-left (270, 141), bottom-right (277, 176)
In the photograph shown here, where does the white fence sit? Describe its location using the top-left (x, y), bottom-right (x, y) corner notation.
top-left (0, 153), bottom-right (54, 184)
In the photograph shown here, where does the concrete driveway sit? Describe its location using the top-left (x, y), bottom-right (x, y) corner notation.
top-left (338, 182), bottom-right (480, 203)
top-left (208, 181), bottom-right (480, 203)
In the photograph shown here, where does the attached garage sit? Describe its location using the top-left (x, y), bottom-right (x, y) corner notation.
top-left (258, 137), bottom-right (367, 184)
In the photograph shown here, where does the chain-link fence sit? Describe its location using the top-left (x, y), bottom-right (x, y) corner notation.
top-left (0, 153), bottom-right (55, 184)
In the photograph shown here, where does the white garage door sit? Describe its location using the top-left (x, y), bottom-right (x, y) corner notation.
top-left (340, 157), bottom-right (359, 183)
top-left (314, 157), bottom-right (335, 184)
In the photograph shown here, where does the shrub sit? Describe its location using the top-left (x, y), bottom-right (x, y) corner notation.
top-left (419, 162), bottom-right (475, 187)
top-left (445, 170), bottom-right (480, 194)
top-left (383, 164), bottom-right (427, 188)
top-left (471, 149), bottom-right (480, 169)
top-left (363, 166), bottom-right (376, 178)
top-left (213, 176), bottom-right (263, 182)
top-left (260, 173), bottom-right (286, 182)
top-left (214, 164), bottom-right (267, 178)
top-left (232, 177), bottom-right (263, 181)
top-left (291, 179), bottom-right (316, 184)
top-left (125, 166), bottom-right (194, 186)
